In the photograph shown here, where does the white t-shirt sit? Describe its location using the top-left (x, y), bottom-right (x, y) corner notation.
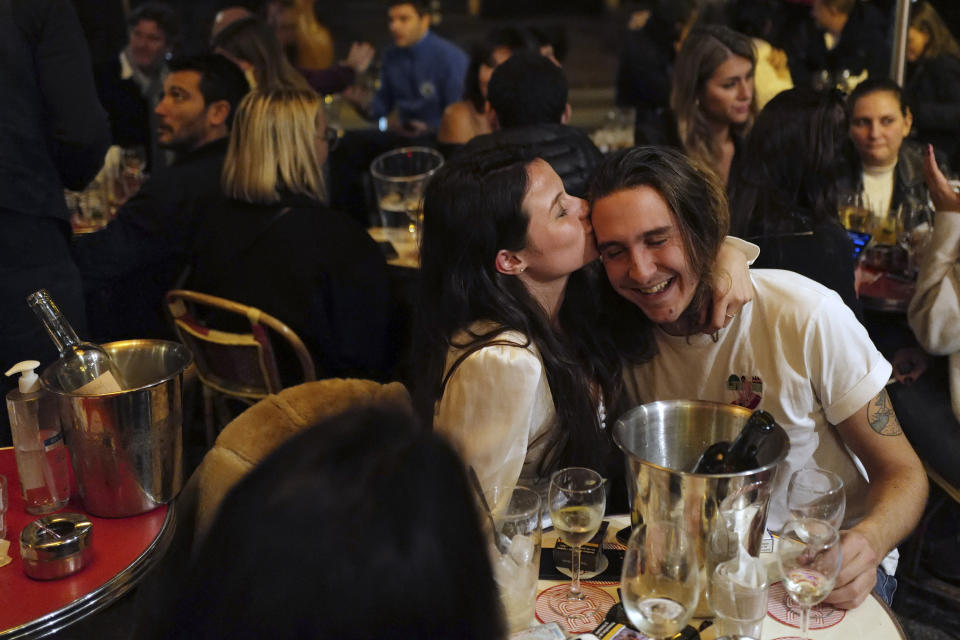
top-left (624, 269), bottom-right (892, 531)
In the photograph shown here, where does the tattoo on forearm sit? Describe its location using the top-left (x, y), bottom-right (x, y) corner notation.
top-left (866, 391), bottom-right (903, 436)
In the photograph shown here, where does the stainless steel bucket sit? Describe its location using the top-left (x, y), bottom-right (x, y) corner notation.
top-left (40, 340), bottom-right (192, 517)
top-left (612, 400), bottom-right (789, 615)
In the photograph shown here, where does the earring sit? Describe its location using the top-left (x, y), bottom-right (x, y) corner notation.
top-left (520, 266), bottom-right (526, 273)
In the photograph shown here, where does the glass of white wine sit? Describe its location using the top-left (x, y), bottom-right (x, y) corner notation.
top-left (776, 518), bottom-right (842, 640)
top-left (620, 521), bottom-right (700, 640)
top-left (787, 468), bottom-right (845, 529)
top-left (548, 467), bottom-right (606, 616)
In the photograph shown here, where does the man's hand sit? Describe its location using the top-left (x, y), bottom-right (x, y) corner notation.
top-left (823, 529), bottom-right (879, 609)
top-left (391, 119), bottom-right (430, 137)
top-left (923, 144), bottom-right (960, 212)
top-left (701, 240), bottom-right (753, 333)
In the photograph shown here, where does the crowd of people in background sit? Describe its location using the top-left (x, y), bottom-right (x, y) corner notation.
top-left (3, 0), bottom-right (960, 635)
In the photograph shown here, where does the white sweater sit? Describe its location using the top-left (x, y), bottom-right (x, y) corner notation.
top-left (907, 209), bottom-right (960, 420)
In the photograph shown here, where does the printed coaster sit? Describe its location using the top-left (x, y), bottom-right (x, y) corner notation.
top-left (767, 580), bottom-right (845, 630)
top-left (535, 583), bottom-right (617, 634)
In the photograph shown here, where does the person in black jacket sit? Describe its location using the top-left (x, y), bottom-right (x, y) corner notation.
top-left (806, 0), bottom-right (889, 87)
top-left (615, 0), bottom-right (697, 134)
top-left (188, 88), bottom-right (394, 382)
top-left (454, 51), bottom-right (601, 199)
top-left (0, 0), bottom-right (111, 440)
top-left (73, 54), bottom-right (249, 342)
top-left (93, 3), bottom-right (180, 173)
top-left (904, 1), bottom-right (960, 167)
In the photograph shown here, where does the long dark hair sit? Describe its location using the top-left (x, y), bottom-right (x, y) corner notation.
top-left (729, 88), bottom-right (850, 238)
top-left (159, 407), bottom-right (505, 639)
top-left (414, 145), bottom-right (624, 474)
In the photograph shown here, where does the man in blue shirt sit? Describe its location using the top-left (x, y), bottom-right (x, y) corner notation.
top-left (364, 1), bottom-right (468, 136)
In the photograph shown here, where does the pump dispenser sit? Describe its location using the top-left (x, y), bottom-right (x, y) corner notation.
top-left (5, 360), bottom-right (70, 514)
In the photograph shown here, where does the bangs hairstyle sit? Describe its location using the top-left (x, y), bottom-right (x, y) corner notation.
top-left (672, 25), bottom-right (757, 174)
top-left (589, 146), bottom-right (730, 322)
top-left (222, 89), bottom-right (325, 204)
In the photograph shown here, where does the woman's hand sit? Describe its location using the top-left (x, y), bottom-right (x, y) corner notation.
top-left (343, 42), bottom-right (376, 74)
top-left (924, 144), bottom-right (960, 212)
top-left (701, 241), bottom-right (753, 333)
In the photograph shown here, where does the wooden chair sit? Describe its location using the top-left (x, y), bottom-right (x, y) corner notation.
top-left (165, 290), bottom-right (316, 444)
top-left (897, 464), bottom-right (960, 603)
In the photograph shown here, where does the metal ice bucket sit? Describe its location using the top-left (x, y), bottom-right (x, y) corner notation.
top-left (40, 340), bottom-right (192, 517)
top-left (613, 400), bottom-right (789, 615)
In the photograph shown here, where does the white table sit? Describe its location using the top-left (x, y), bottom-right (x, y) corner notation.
top-left (534, 516), bottom-right (906, 639)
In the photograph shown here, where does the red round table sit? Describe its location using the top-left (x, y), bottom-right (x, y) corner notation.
top-left (0, 448), bottom-right (175, 639)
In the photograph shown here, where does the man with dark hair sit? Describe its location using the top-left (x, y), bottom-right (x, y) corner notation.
top-left (486, 51), bottom-right (567, 127)
top-left (1, 0), bottom-right (110, 440)
top-left (590, 146), bottom-right (927, 610)
top-left (456, 51), bottom-right (601, 198)
top-left (94, 2), bottom-right (181, 172)
top-left (74, 54), bottom-right (249, 340)
top-left (350, 0), bottom-right (468, 135)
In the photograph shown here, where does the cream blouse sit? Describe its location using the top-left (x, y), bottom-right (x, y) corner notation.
top-left (434, 324), bottom-right (560, 501)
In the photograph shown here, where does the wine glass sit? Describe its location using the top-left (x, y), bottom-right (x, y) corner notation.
top-left (548, 467), bottom-right (606, 616)
top-left (787, 468), bottom-right (845, 529)
top-left (776, 518), bottom-right (842, 640)
top-left (895, 198), bottom-right (934, 275)
top-left (620, 521), bottom-right (700, 640)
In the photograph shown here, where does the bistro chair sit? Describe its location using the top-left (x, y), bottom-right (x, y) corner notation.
top-left (898, 464), bottom-right (960, 601)
top-left (165, 289), bottom-right (316, 445)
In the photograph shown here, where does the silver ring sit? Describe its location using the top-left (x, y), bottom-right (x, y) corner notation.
top-left (725, 313), bottom-right (736, 319)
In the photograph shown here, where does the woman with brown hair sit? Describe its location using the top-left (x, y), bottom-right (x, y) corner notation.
top-left (211, 16), bottom-right (311, 91)
top-left (905, 0), bottom-right (960, 166)
top-left (670, 25), bottom-right (757, 187)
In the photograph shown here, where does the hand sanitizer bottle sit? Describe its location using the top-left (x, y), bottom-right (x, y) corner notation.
top-left (5, 360), bottom-right (71, 514)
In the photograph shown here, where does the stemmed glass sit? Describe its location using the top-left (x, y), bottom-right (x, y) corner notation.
top-left (787, 468), bottom-right (845, 529)
top-left (620, 521), bottom-right (700, 640)
top-left (894, 198), bottom-right (934, 275)
top-left (548, 467), bottom-right (606, 616)
top-left (776, 518), bottom-right (843, 640)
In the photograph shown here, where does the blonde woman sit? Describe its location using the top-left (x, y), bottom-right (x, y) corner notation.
top-left (187, 89), bottom-right (393, 382)
top-left (670, 25), bottom-right (757, 186)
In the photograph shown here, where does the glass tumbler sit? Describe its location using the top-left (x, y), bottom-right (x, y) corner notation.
top-left (487, 486), bottom-right (542, 633)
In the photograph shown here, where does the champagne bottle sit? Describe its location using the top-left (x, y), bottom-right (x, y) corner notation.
top-left (724, 409), bottom-right (777, 471)
top-left (691, 410), bottom-right (777, 473)
top-left (27, 289), bottom-right (126, 394)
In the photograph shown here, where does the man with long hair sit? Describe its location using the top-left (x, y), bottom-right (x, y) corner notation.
top-left (590, 146), bottom-right (927, 610)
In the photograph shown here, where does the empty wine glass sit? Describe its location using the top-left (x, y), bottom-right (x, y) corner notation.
top-left (548, 467), bottom-right (606, 617)
top-left (787, 468), bottom-right (845, 529)
top-left (776, 518), bottom-right (842, 640)
top-left (620, 521), bottom-right (700, 640)
top-left (895, 198), bottom-right (934, 275)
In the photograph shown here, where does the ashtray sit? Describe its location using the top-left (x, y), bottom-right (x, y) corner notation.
top-left (20, 512), bottom-right (93, 580)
